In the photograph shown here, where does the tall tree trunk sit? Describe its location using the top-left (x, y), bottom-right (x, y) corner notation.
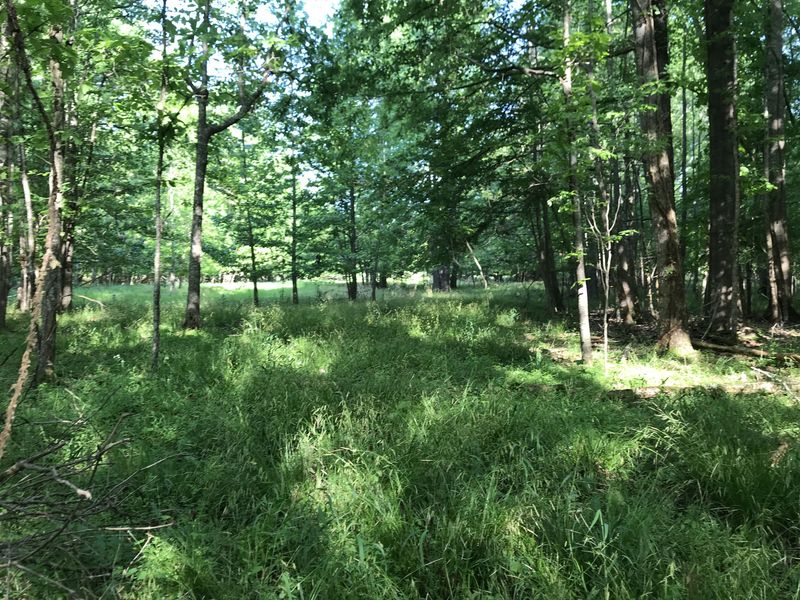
top-left (168, 172), bottom-right (177, 291)
top-left (184, 111), bottom-right (209, 329)
top-left (449, 261), bottom-right (459, 289)
top-left (346, 184), bottom-right (358, 301)
top-left (240, 131), bottom-right (258, 307)
top-left (563, 2), bottom-right (592, 364)
top-left (152, 0), bottom-right (167, 372)
top-left (35, 29), bottom-right (66, 382)
top-left (291, 159), bottom-right (299, 305)
top-left (17, 141), bottom-right (35, 312)
top-left (0, 22), bottom-right (11, 330)
top-left (182, 0), bottom-right (268, 328)
top-left (8, 6), bottom-right (65, 382)
top-left (679, 32), bottom-right (689, 265)
top-left (632, 0), bottom-right (693, 355)
top-left (704, 0), bottom-right (739, 341)
top-left (764, 0), bottom-right (793, 323)
top-left (432, 265), bottom-right (450, 291)
top-left (539, 199), bottom-right (564, 311)
top-left (616, 158), bottom-right (639, 324)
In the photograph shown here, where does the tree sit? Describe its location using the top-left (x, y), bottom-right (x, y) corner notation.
top-left (704, 0), bottom-right (739, 342)
top-left (764, 0), bottom-right (794, 323)
top-left (632, 0), bottom-right (694, 355)
top-left (562, 1), bottom-right (592, 365)
top-left (182, 0), bottom-right (273, 329)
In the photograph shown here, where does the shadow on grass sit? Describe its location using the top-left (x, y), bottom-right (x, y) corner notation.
top-left (4, 286), bottom-right (800, 598)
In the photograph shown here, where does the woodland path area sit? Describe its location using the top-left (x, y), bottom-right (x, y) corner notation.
top-left (1, 283), bottom-right (800, 598)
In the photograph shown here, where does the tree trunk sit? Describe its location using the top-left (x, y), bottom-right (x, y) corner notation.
top-left (291, 160), bottom-right (299, 305)
top-left (632, 0), bottom-right (693, 355)
top-left (563, 2), bottom-right (592, 364)
top-left (239, 131), bottom-right (258, 308)
top-left (704, 0), bottom-right (739, 342)
top-left (0, 24), bottom-right (10, 330)
top-left (679, 32), bottom-right (689, 265)
top-left (6, 13), bottom-right (68, 382)
top-left (17, 143), bottom-right (35, 312)
top-left (764, 0), bottom-right (793, 323)
top-left (59, 220), bottom-right (74, 311)
top-left (432, 265), bottom-right (450, 291)
top-left (538, 199), bottom-right (564, 312)
top-left (152, 0), bottom-right (167, 372)
top-left (616, 158), bottom-right (639, 324)
top-left (182, 0), bottom-right (267, 328)
top-left (346, 184), bottom-right (358, 301)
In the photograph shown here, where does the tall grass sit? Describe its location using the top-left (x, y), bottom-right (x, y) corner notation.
top-left (1, 282), bottom-right (799, 598)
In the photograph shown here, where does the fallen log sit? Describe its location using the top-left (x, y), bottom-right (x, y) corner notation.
top-left (606, 382), bottom-right (800, 401)
top-left (692, 339), bottom-right (800, 365)
top-left (521, 382), bottom-right (800, 401)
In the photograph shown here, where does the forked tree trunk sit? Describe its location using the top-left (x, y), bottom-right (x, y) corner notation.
top-left (764, 0), bottom-right (793, 323)
top-left (704, 0), bottom-right (739, 342)
top-left (183, 0), bottom-right (268, 328)
top-left (631, 0), bottom-right (693, 355)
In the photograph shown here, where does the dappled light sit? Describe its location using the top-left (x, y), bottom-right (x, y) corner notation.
top-left (2, 284), bottom-right (800, 597)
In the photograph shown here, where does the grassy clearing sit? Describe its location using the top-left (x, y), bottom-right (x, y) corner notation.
top-left (2, 283), bottom-right (800, 598)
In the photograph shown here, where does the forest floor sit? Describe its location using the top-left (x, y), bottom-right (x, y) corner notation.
top-left (2, 282), bottom-right (800, 598)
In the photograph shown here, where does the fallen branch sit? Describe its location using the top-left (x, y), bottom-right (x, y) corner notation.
top-left (522, 382), bottom-right (800, 400)
top-left (75, 294), bottom-right (106, 309)
top-left (692, 339), bottom-right (800, 364)
top-left (606, 382), bottom-right (800, 401)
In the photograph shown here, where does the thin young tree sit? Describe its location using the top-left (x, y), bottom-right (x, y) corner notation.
top-left (152, 0), bottom-right (169, 371)
top-left (182, 0), bottom-right (273, 329)
top-left (562, 1), bottom-right (592, 365)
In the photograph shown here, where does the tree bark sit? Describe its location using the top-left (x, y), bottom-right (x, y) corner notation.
top-left (631, 0), bottom-right (693, 355)
top-left (240, 131), bottom-right (258, 307)
top-left (432, 265), bottom-right (450, 291)
top-left (0, 22), bottom-right (11, 330)
top-left (704, 0), bottom-right (739, 341)
top-left (291, 158), bottom-right (299, 305)
top-left (183, 0), bottom-right (269, 328)
top-left (616, 158), bottom-right (639, 324)
top-left (764, 0), bottom-right (793, 323)
top-left (17, 142), bottom-right (35, 312)
top-left (7, 5), bottom-right (65, 382)
top-left (563, 2), bottom-right (592, 364)
top-left (536, 198), bottom-right (564, 312)
top-left (346, 184), bottom-right (358, 301)
top-left (152, 0), bottom-right (168, 372)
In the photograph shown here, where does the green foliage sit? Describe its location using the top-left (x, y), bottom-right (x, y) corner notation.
top-left (3, 285), bottom-right (800, 597)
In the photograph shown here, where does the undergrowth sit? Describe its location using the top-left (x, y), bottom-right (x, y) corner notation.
top-left (1, 282), bottom-right (799, 598)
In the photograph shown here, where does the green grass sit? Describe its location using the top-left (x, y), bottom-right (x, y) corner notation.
top-left (2, 282), bottom-right (800, 598)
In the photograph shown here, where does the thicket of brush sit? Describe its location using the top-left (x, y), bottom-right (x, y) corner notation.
top-left (1, 283), bottom-right (799, 598)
